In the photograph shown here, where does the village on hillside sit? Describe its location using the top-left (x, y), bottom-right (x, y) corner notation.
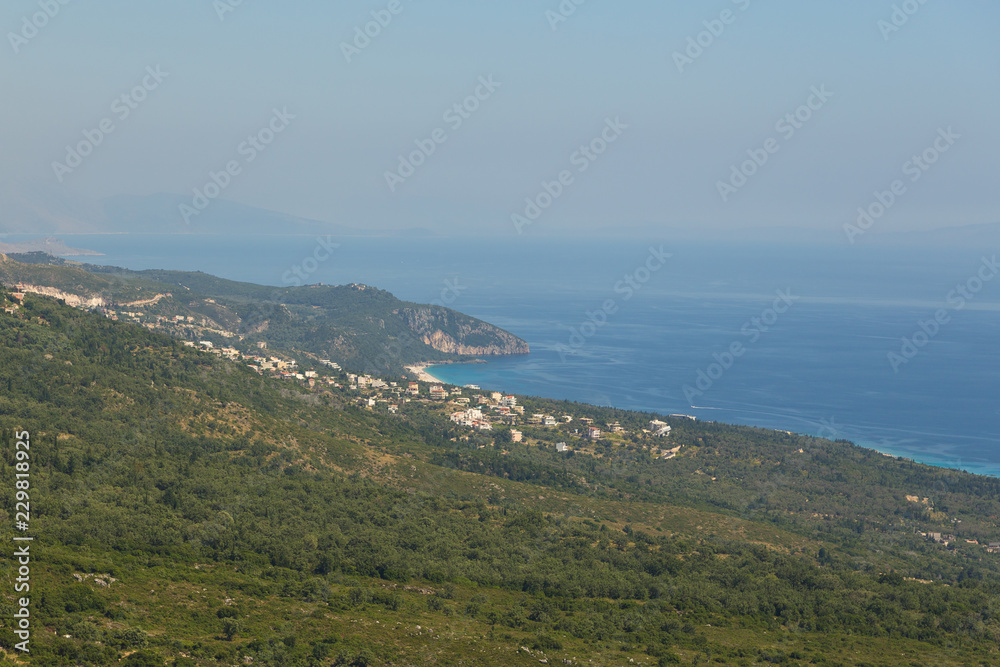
top-left (4, 283), bottom-right (1000, 558)
top-left (156, 328), bottom-right (690, 462)
top-left (2, 281), bottom-right (688, 461)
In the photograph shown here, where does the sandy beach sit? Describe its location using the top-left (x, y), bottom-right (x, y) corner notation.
top-left (405, 364), bottom-right (443, 383)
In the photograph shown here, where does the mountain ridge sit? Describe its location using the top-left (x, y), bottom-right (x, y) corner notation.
top-left (0, 254), bottom-right (529, 374)
top-left (0, 179), bottom-right (427, 237)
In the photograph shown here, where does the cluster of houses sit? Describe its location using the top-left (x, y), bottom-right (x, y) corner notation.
top-left (181, 340), bottom-right (354, 392)
top-left (2, 286), bottom-right (26, 314)
top-left (5, 283), bottom-right (688, 461)
top-left (434, 390), bottom-right (682, 457)
top-left (4, 285), bottom-right (687, 457)
top-left (920, 531), bottom-right (958, 545)
top-left (914, 530), bottom-right (1000, 554)
top-left (100, 307), bottom-right (235, 338)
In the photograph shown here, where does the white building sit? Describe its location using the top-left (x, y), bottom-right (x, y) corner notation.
top-left (450, 408), bottom-right (484, 428)
top-left (649, 420), bottom-right (672, 437)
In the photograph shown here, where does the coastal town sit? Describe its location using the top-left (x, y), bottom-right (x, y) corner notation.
top-left (169, 337), bottom-right (690, 461)
top-left (6, 281), bottom-right (1000, 562)
top-left (3, 281), bottom-right (688, 460)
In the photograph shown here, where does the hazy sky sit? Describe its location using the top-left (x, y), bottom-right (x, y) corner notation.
top-left (2, 1), bottom-right (998, 238)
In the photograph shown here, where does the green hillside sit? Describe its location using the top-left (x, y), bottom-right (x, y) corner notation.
top-left (0, 255), bottom-right (529, 375)
top-left (2, 291), bottom-right (1000, 665)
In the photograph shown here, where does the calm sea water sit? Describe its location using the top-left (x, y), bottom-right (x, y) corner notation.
top-left (19, 233), bottom-right (1000, 476)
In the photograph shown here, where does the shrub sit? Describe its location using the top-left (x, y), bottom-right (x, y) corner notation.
top-left (347, 587), bottom-right (371, 608)
top-left (108, 627), bottom-right (149, 650)
top-left (532, 632), bottom-right (563, 651)
top-left (216, 606), bottom-right (240, 619)
top-left (122, 650), bottom-right (164, 667)
top-left (222, 618), bottom-right (244, 641)
top-left (334, 647), bottom-right (376, 666)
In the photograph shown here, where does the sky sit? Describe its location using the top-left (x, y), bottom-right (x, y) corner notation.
top-left (2, 0), bottom-right (999, 239)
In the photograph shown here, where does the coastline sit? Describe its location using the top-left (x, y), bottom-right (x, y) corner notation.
top-left (406, 359), bottom-right (486, 384)
top-left (405, 363), bottom-right (443, 383)
top-left (0, 236), bottom-right (104, 257)
top-left (846, 437), bottom-right (1000, 479)
top-left (413, 360), bottom-right (1000, 479)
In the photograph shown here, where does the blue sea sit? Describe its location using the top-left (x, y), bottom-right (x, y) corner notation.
top-left (15, 233), bottom-right (1000, 476)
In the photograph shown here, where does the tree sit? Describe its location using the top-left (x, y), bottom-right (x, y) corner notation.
top-left (122, 650), bottom-right (164, 667)
top-left (222, 617), bottom-right (244, 641)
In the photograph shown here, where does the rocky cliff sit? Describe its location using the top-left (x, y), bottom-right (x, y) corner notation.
top-left (11, 283), bottom-right (106, 309)
top-left (396, 307), bottom-right (530, 356)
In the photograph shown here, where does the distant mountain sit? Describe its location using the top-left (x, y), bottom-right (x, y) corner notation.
top-left (100, 193), bottom-right (356, 236)
top-left (0, 254), bottom-right (529, 374)
top-left (0, 179), bottom-right (423, 236)
top-left (0, 178), bottom-right (108, 233)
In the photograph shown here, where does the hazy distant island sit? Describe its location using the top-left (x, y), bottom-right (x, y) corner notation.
top-left (0, 236), bottom-right (103, 257)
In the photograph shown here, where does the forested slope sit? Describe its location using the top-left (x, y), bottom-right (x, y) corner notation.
top-left (1, 292), bottom-right (999, 666)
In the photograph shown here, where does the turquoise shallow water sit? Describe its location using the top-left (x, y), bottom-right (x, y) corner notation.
top-left (20, 233), bottom-right (1000, 476)
top-left (423, 296), bottom-right (1000, 477)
